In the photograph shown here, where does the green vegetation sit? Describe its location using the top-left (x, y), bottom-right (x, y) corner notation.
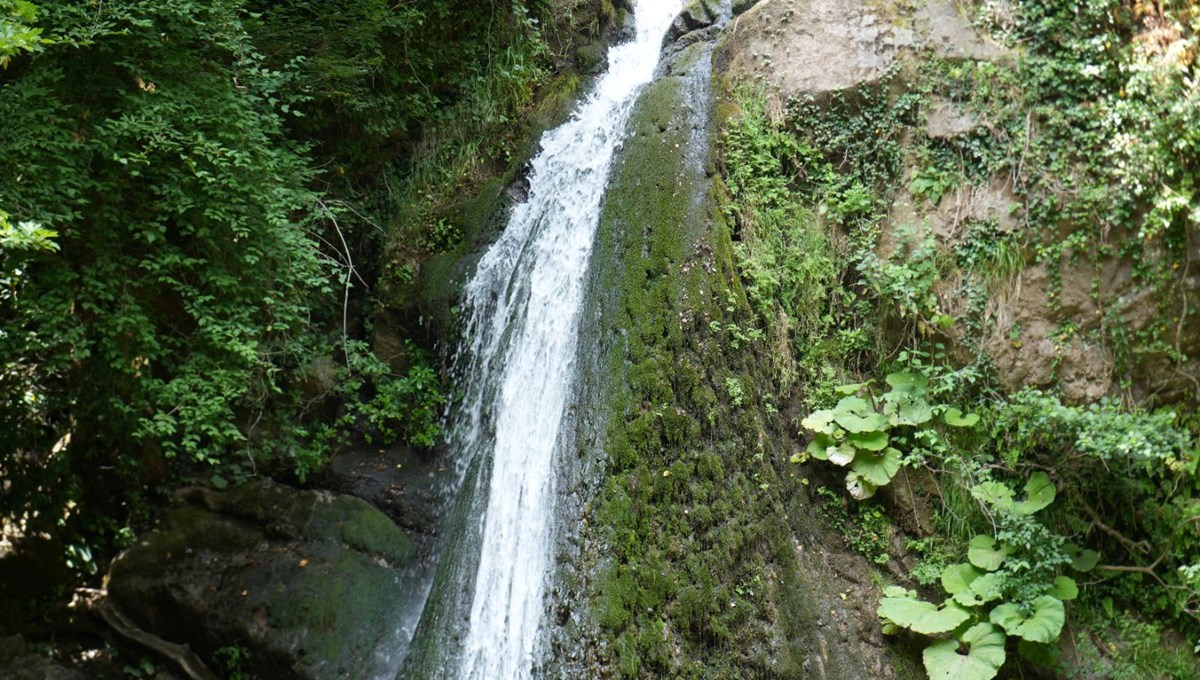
top-left (718, 0), bottom-right (1200, 676)
top-left (0, 0), bottom-right (605, 644)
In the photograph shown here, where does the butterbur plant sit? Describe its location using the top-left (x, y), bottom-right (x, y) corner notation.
top-left (800, 372), bottom-right (977, 499)
top-left (877, 473), bottom-right (1099, 680)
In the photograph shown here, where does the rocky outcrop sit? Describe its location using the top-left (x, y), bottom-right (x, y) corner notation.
top-left (714, 0), bottom-right (1006, 98)
top-left (0, 636), bottom-right (84, 680)
top-left (107, 479), bottom-right (422, 680)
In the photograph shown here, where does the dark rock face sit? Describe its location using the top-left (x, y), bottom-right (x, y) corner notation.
top-left (0, 635), bottom-right (85, 680)
top-left (325, 448), bottom-right (443, 538)
top-left (107, 479), bottom-right (421, 680)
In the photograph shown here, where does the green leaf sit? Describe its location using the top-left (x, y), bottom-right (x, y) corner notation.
top-left (989, 596), bottom-right (1065, 643)
top-left (832, 396), bottom-right (888, 434)
top-left (897, 399), bottom-right (934, 426)
top-left (806, 434), bottom-right (836, 460)
top-left (885, 371), bottom-right (928, 394)
top-left (801, 409), bottom-right (836, 434)
top-left (1049, 575), bottom-right (1078, 601)
top-left (971, 481), bottom-right (1015, 510)
top-left (878, 597), bottom-right (971, 635)
top-left (1012, 472), bottom-right (1055, 515)
top-left (923, 623), bottom-right (1007, 680)
top-left (944, 407), bottom-right (980, 428)
top-left (848, 429), bottom-right (889, 451)
top-left (845, 470), bottom-right (878, 500)
top-left (953, 571), bottom-right (1005, 607)
top-left (940, 563), bottom-right (982, 595)
top-left (827, 444), bottom-right (855, 467)
top-left (834, 382), bottom-right (866, 395)
top-left (968, 535), bottom-right (1009, 571)
top-left (850, 447), bottom-right (902, 486)
top-left (1067, 545), bottom-right (1100, 573)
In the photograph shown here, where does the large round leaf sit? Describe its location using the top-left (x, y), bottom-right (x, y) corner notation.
top-left (845, 470), bottom-right (878, 500)
top-left (877, 597), bottom-right (971, 635)
top-left (832, 396), bottom-right (888, 433)
top-left (989, 596), bottom-right (1065, 643)
top-left (970, 481), bottom-right (1015, 511)
top-left (1049, 575), bottom-right (1078, 601)
top-left (968, 535), bottom-right (1009, 571)
top-left (850, 447), bottom-right (902, 486)
top-left (1012, 472), bottom-right (1055, 515)
top-left (806, 434), bottom-right (836, 460)
top-left (885, 371), bottom-right (928, 393)
top-left (801, 409), bottom-right (836, 434)
top-left (848, 429), bottom-right (889, 451)
top-left (898, 399), bottom-right (934, 426)
top-left (953, 572), bottom-right (1005, 607)
top-left (943, 407), bottom-right (980, 428)
top-left (940, 563), bottom-right (982, 596)
top-left (827, 444), bottom-right (855, 467)
top-left (1067, 544), bottom-right (1100, 573)
top-left (923, 623), bottom-right (1006, 680)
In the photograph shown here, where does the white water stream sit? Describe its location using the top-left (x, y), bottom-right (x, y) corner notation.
top-left (449, 1), bottom-right (681, 676)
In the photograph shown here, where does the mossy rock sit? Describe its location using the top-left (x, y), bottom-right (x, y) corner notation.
top-left (108, 480), bottom-right (420, 680)
top-left (554, 24), bottom-right (913, 680)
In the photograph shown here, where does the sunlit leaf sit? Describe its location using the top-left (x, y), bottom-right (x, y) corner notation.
top-left (923, 622), bottom-right (1006, 680)
top-left (989, 596), bottom-right (1064, 643)
top-left (944, 407), bottom-right (980, 428)
top-left (851, 447), bottom-right (902, 486)
top-left (878, 597), bottom-right (971, 635)
top-left (968, 535), bottom-right (1009, 571)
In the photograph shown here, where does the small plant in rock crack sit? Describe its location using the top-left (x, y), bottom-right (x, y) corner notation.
top-left (800, 371), bottom-right (978, 500)
top-left (876, 473), bottom-right (1100, 680)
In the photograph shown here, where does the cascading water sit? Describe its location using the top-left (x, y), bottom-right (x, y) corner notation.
top-left (433, 1), bottom-right (682, 677)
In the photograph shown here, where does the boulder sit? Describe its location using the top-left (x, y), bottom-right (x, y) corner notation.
top-left (0, 635), bottom-right (85, 680)
top-left (107, 479), bottom-right (422, 680)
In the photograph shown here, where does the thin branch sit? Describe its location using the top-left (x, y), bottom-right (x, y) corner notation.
top-left (74, 589), bottom-right (220, 680)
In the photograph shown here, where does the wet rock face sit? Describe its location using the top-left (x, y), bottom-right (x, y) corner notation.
top-left (107, 480), bottom-right (420, 680)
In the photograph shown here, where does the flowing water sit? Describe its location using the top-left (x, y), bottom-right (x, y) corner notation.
top-left (422, 1), bottom-right (682, 677)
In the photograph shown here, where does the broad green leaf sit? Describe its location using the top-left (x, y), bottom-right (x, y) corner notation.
top-left (806, 434), bottom-right (835, 460)
top-left (898, 399), bottom-right (934, 426)
top-left (845, 470), bottom-right (877, 500)
top-left (885, 371), bottom-right (928, 394)
top-left (834, 382), bottom-right (866, 395)
top-left (971, 481), bottom-right (1015, 510)
top-left (989, 596), bottom-right (1065, 643)
top-left (968, 535), bottom-right (1009, 571)
top-left (882, 585), bottom-right (916, 598)
top-left (848, 429), bottom-right (888, 451)
top-left (940, 563), bottom-right (981, 595)
top-left (943, 407), bottom-right (980, 428)
top-left (878, 597), bottom-right (971, 635)
top-left (801, 409), bottom-right (836, 434)
top-left (954, 572), bottom-right (1005, 607)
top-left (827, 445), bottom-right (855, 467)
top-left (850, 447), bottom-right (902, 486)
top-left (832, 396), bottom-right (888, 434)
top-left (1049, 575), bottom-right (1078, 601)
top-left (1067, 545), bottom-right (1100, 572)
top-left (1012, 472), bottom-right (1055, 515)
top-left (922, 622), bottom-right (1006, 680)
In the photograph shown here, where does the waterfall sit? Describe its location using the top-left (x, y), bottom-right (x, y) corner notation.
top-left (442, 1), bottom-right (681, 677)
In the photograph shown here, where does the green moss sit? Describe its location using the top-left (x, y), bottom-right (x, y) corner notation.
top-left (565, 34), bottom-right (923, 675)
